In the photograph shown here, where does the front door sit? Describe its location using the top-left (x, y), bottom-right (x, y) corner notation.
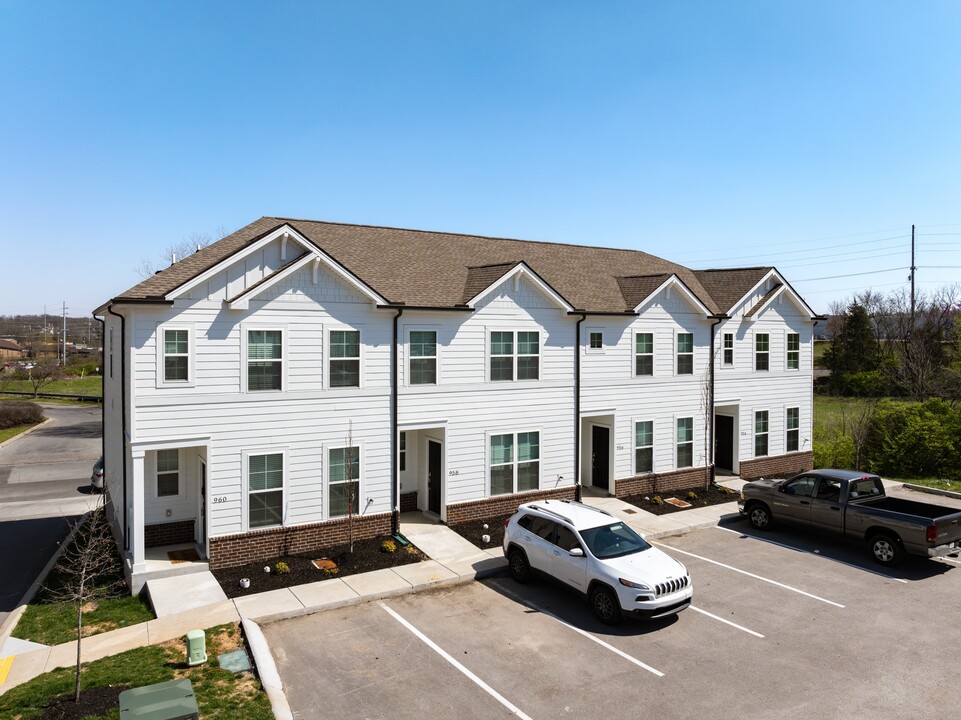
top-left (715, 415), bottom-right (734, 471)
top-left (427, 440), bottom-right (442, 515)
top-left (197, 459), bottom-right (207, 551)
top-left (591, 426), bottom-right (609, 490)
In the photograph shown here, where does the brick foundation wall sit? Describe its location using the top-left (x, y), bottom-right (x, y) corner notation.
top-left (615, 467), bottom-right (708, 498)
top-left (209, 512), bottom-right (392, 570)
top-left (144, 520), bottom-right (195, 548)
top-left (739, 451), bottom-right (813, 481)
top-left (400, 492), bottom-right (418, 513)
top-left (446, 486), bottom-right (576, 525)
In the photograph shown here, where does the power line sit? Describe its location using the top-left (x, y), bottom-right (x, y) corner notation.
top-left (792, 267), bottom-right (907, 282)
top-left (678, 234), bottom-right (910, 266)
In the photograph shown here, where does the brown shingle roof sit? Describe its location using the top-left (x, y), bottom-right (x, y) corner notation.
top-left (615, 275), bottom-right (672, 310)
top-left (745, 283), bottom-right (783, 317)
top-left (110, 217), bottom-right (785, 315)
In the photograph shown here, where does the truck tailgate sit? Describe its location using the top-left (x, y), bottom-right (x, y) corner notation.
top-left (932, 510), bottom-right (961, 546)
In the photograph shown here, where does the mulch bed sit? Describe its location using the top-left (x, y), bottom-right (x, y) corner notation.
top-left (212, 535), bottom-right (425, 599)
top-left (621, 483), bottom-right (741, 515)
top-left (39, 685), bottom-right (127, 720)
top-left (448, 517), bottom-right (510, 552)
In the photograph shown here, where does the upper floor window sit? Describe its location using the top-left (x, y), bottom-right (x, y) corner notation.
top-left (786, 333), bottom-right (800, 370)
top-left (249, 452), bottom-right (283, 528)
top-left (755, 410), bottom-right (769, 457)
top-left (329, 446), bottom-right (360, 518)
top-left (786, 407), bottom-right (800, 452)
top-left (163, 329), bottom-right (189, 382)
top-left (248, 330), bottom-right (282, 391)
top-left (723, 333), bottom-right (734, 366)
top-left (677, 333), bottom-right (694, 375)
top-left (588, 331), bottom-right (603, 350)
top-left (330, 330), bottom-right (360, 387)
top-left (635, 333), bottom-right (653, 376)
top-left (755, 333), bottom-right (769, 371)
top-left (156, 449), bottom-right (180, 497)
top-left (409, 331), bottom-right (437, 385)
top-left (490, 331), bottom-right (539, 382)
top-left (490, 431), bottom-right (539, 495)
top-left (635, 420), bottom-right (653, 474)
top-left (677, 417), bottom-right (693, 468)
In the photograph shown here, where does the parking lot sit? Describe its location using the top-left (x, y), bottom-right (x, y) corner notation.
top-left (264, 517), bottom-right (960, 719)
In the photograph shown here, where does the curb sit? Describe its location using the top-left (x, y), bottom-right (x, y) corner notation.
top-left (900, 482), bottom-right (961, 501)
top-left (0, 416), bottom-right (53, 451)
top-left (242, 619), bottom-right (293, 720)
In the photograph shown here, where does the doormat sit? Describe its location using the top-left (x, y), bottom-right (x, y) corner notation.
top-left (664, 497), bottom-right (692, 508)
top-left (167, 548), bottom-right (201, 563)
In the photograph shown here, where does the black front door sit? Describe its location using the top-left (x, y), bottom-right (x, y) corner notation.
top-left (715, 415), bottom-right (734, 471)
top-left (428, 440), bottom-right (442, 514)
top-left (591, 426), bottom-right (609, 490)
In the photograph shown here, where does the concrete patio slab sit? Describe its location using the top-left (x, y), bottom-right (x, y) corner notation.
top-left (147, 571), bottom-right (228, 618)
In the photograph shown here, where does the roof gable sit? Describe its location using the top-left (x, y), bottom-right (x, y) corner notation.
top-left (464, 262), bottom-right (574, 311)
top-left (620, 274), bottom-right (712, 315)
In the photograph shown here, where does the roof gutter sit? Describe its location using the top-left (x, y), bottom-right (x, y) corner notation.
top-left (376, 304), bottom-right (475, 313)
top-left (105, 303), bottom-right (129, 552)
top-left (572, 312), bottom-right (587, 501)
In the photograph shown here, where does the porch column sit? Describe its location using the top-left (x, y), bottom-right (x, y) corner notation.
top-left (130, 448), bottom-right (146, 574)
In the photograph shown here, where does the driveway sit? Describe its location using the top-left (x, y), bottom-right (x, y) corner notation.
top-left (0, 404), bottom-right (103, 626)
top-left (264, 520), bottom-right (960, 719)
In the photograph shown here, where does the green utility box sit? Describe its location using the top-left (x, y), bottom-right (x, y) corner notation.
top-left (118, 678), bottom-right (199, 720)
top-left (186, 629), bottom-right (207, 666)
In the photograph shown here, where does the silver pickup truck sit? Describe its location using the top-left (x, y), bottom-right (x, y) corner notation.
top-left (738, 469), bottom-right (961, 566)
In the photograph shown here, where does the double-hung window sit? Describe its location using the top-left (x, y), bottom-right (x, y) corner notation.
top-left (786, 333), bottom-right (800, 370)
top-left (330, 330), bottom-right (360, 387)
top-left (329, 446), bottom-right (360, 518)
top-left (249, 453), bottom-right (283, 528)
top-left (755, 411), bottom-right (769, 457)
top-left (156, 449), bottom-right (179, 497)
top-left (588, 331), bottom-right (603, 351)
top-left (635, 333), bottom-right (653, 376)
top-left (490, 331), bottom-right (539, 381)
top-left (163, 329), bottom-right (189, 382)
top-left (676, 418), bottom-right (693, 468)
top-left (399, 432), bottom-right (407, 472)
top-left (409, 331), bottom-right (437, 385)
top-left (755, 333), bottom-right (770, 371)
top-left (677, 333), bottom-right (694, 375)
top-left (723, 333), bottom-right (734, 366)
top-left (490, 432), bottom-right (539, 495)
top-left (248, 330), bottom-right (282, 391)
top-left (786, 407), bottom-right (800, 452)
top-left (635, 421), bottom-right (653, 474)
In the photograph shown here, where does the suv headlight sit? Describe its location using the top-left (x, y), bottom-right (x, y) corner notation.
top-left (618, 578), bottom-right (651, 590)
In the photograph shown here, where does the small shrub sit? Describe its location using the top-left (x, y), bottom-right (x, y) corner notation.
top-left (0, 401), bottom-right (44, 430)
top-left (322, 566), bottom-right (339, 577)
top-left (274, 561), bottom-right (290, 575)
top-left (652, 495), bottom-right (664, 506)
top-left (686, 490), bottom-right (698, 501)
top-left (380, 539), bottom-right (397, 554)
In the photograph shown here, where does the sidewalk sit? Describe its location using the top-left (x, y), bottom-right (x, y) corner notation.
top-left (0, 485), bottom-right (746, 696)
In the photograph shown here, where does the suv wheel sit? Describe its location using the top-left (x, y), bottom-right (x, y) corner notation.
top-left (590, 584), bottom-right (621, 625)
top-left (508, 548), bottom-right (532, 584)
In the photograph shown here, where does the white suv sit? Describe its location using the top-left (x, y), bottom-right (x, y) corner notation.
top-left (503, 499), bottom-right (692, 624)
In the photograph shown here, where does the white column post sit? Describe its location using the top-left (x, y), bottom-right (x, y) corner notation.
top-left (130, 449), bottom-right (147, 574)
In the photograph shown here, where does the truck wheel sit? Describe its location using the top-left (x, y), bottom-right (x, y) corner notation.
top-left (868, 534), bottom-right (903, 566)
top-left (507, 548), bottom-right (532, 584)
top-left (590, 584), bottom-right (622, 626)
top-left (747, 503), bottom-right (772, 530)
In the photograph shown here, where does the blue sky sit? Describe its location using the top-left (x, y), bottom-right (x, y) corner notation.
top-left (1, 1), bottom-right (959, 317)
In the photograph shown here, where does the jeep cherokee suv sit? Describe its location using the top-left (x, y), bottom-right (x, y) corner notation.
top-left (503, 499), bottom-right (692, 624)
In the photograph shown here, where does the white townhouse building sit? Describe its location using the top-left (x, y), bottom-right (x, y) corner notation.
top-left (94, 217), bottom-right (818, 591)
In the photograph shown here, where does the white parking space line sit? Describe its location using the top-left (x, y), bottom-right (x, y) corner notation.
top-left (494, 584), bottom-right (664, 677)
top-left (652, 541), bottom-right (845, 608)
top-left (713, 525), bottom-right (909, 584)
top-left (380, 603), bottom-right (535, 720)
top-left (688, 606), bottom-right (764, 638)
top-left (939, 556), bottom-right (961, 565)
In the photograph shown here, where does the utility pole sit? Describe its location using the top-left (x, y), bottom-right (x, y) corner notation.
top-left (62, 301), bottom-right (68, 366)
top-left (909, 224), bottom-right (916, 336)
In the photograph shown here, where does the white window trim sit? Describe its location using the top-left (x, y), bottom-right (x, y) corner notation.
top-left (633, 330), bottom-right (654, 378)
top-left (786, 406), bottom-right (800, 452)
top-left (585, 328), bottom-right (605, 354)
top-left (326, 442), bottom-right (363, 520)
top-left (675, 416), bottom-right (694, 469)
top-left (242, 447), bottom-right (287, 531)
top-left (156, 323), bottom-right (196, 389)
top-left (722, 332), bottom-right (734, 368)
top-left (242, 325), bottom-right (287, 394)
top-left (676, 330), bottom-right (694, 376)
top-left (755, 410), bottom-right (770, 457)
top-left (786, 331), bottom-right (800, 372)
top-left (486, 428), bottom-right (542, 495)
top-left (633, 418), bottom-right (655, 475)
top-left (487, 328), bottom-right (541, 383)
top-left (754, 331), bottom-right (770, 373)
top-left (326, 325), bottom-right (364, 390)
top-left (406, 325), bottom-right (440, 387)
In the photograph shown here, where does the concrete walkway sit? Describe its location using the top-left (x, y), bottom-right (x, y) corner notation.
top-left (0, 485), bottom-right (746, 696)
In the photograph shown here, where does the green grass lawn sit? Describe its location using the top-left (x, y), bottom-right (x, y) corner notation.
top-left (1, 375), bottom-right (102, 398)
top-left (0, 423), bottom-right (36, 444)
top-left (0, 623), bottom-right (274, 719)
top-left (15, 595), bottom-right (155, 647)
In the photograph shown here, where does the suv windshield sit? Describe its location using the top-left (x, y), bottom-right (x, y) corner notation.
top-left (580, 522), bottom-right (651, 559)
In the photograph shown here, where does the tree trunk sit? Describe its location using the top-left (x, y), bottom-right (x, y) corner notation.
top-left (74, 601), bottom-right (83, 703)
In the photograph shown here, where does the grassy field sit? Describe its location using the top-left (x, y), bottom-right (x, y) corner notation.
top-left (1, 374), bottom-right (102, 397)
top-left (0, 623), bottom-right (274, 719)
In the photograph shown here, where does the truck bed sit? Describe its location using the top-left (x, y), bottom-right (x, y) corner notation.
top-left (853, 495), bottom-right (961, 520)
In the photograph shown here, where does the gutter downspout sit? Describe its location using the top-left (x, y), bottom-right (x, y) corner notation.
top-left (573, 313), bottom-right (586, 502)
top-left (106, 304), bottom-right (129, 551)
top-left (391, 308), bottom-right (403, 535)
top-left (707, 315), bottom-right (725, 487)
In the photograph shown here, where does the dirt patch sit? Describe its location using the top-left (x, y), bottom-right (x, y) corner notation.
top-left (212, 535), bottom-right (425, 599)
top-left (448, 516), bottom-right (511, 550)
top-left (38, 684), bottom-right (127, 720)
